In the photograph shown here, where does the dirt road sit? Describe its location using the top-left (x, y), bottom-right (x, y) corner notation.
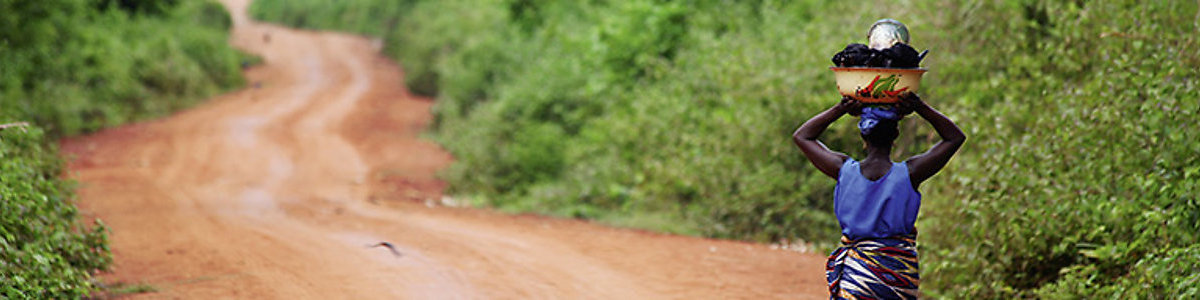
top-left (62, 0), bottom-right (827, 298)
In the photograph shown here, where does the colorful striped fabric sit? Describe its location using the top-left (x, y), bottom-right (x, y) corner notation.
top-left (825, 235), bottom-right (920, 299)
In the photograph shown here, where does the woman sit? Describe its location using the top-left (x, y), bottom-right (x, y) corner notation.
top-left (793, 94), bottom-right (964, 299)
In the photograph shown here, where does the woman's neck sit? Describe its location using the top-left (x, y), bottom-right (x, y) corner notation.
top-left (864, 145), bottom-right (892, 162)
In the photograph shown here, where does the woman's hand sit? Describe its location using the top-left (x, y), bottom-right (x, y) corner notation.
top-left (901, 92), bottom-right (966, 187)
top-left (896, 92), bottom-right (924, 116)
top-left (794, 96), bottom-right (854, 179)
top-left (838, 96), bottom-right (864, 116)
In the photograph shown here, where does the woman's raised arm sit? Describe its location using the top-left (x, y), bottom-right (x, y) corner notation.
top-left (794, 97), bottom-right (858, 179)
top-left (901, 94), bottom-right (966, 186)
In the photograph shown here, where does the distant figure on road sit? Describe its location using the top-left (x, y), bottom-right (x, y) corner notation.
top-left (793, 93), bottom-right (964, 299)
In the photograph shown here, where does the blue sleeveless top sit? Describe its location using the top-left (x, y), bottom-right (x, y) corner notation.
top-left (834, 159), bottom-right (921, 240)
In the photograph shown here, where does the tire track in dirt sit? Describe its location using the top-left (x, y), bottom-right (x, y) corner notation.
top-left (62, 0), bottom-right (829, 298)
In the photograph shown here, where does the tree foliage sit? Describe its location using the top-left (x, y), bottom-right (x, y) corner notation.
top-left (1, 0), bottom-right (244, 136)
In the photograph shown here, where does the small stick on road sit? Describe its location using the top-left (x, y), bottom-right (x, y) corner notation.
top-left (367, 242), bottom-right (403, 258)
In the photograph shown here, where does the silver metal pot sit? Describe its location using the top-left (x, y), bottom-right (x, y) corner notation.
top-left (867, 19), bottom-right (910, 50)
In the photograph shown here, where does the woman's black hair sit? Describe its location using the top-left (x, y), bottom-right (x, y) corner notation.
top-left (862, 119), bottom-right (899, 148)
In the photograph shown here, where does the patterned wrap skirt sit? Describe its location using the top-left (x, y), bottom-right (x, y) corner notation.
top-left (825, 235), bottom-right (919, 299)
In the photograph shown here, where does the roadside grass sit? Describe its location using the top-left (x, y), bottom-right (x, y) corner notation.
top-left (88, 282), bottom-right (158, 299)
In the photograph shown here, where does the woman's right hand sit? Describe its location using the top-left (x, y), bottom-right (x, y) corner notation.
top-left (838, 96), bottom-right (863, 116)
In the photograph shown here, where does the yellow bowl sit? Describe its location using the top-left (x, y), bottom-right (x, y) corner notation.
top-left (830, 67), bottom-right (927, 103)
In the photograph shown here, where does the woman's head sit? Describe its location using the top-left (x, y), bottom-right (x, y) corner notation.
top-left (862, 119), bottom-right (899, 148)
top-left (858, 107), bottom-right (900, 148)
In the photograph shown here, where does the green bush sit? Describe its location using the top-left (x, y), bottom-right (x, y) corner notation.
top-left (0, 127), bottom-right (110, 298)
top-left (2, 0), bottom-right (247, 136)
top-left (251, 0), bottom-right (1200, 297)
top-left (1, 0), bottom-right (246, 296)
top-left (912, 1), bottom-right (1200, 297)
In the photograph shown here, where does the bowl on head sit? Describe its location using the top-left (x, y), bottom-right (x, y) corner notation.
top-left (830, 67), bottom-right (927, 103)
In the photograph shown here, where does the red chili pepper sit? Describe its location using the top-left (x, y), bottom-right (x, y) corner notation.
top-left (883, 86), bottom-right (909, 97)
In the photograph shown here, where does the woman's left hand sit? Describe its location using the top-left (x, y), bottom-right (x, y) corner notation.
top-left (895, 93), bottom-right (922, 116)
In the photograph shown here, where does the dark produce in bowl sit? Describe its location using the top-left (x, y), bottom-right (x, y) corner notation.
top-left (832, 43), bottom-right (923, 68)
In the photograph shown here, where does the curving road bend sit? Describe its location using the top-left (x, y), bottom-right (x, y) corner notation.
top-left (61, 0), bottom-right (827, 298)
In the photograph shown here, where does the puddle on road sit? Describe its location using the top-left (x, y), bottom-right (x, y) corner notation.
top-left (227, 117), bottom-right (266, 147)
top-left (269, 156), bottom-right (293, 179)
top-left (238, 187), bottom-right (279, 217)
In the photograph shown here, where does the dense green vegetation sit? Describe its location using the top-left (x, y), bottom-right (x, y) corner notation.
top-left (0, 127), bottom-right (109, 297)
top-left (1, 0), bottom-right (246, 297)
top-left (250, 0), bottom-right (1199, 297)
top-left (2, 0), bottom-right (246, 136)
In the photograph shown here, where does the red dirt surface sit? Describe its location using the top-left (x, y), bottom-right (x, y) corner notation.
top-left (61, 0), bottom-right (828, 298)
